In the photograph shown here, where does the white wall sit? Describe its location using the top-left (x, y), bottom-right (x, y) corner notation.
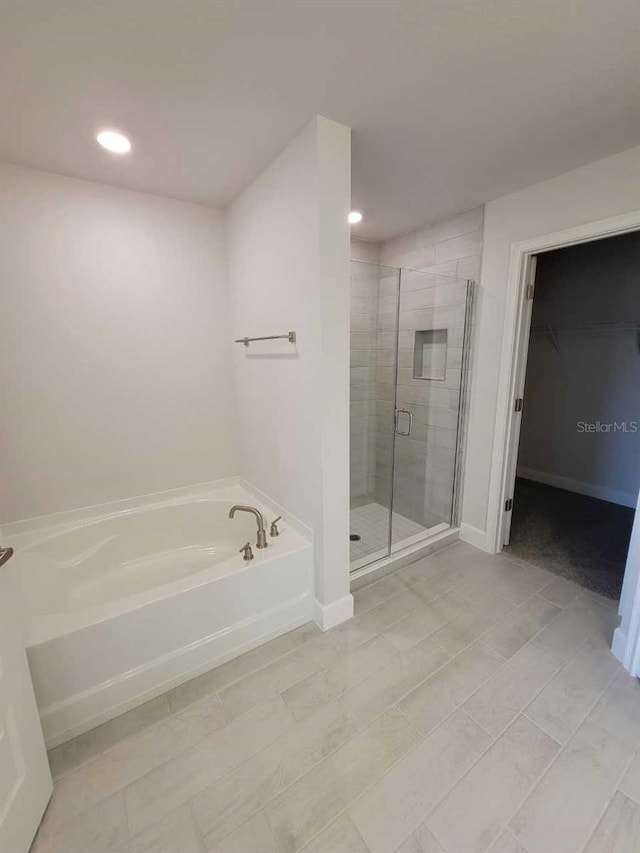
top-left (463, 145), bottom-right (640, 548)
top-left (518, 233), bottom-right (640, 507)
top-left (0, 163), bottom-right (237, 523)
top-left (226, 116), bottom-right (352, 626)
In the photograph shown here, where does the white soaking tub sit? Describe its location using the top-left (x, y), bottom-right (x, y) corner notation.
top-left (4, 479), bottom-right (313, 747)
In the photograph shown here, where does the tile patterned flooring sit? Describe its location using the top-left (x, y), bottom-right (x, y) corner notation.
top-left (349, 502), bottom-right (426, 565)
top-left (33, 542), bottom-right (640, 853)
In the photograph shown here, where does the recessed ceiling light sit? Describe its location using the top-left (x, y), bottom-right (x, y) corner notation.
top-left (348, 211), bottom-right (363, 224)
top-left (96, 130), bottom-right (131, 154)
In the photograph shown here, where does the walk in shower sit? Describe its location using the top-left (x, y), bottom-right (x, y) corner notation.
top-left (350, 260), bottom-right (474, 573)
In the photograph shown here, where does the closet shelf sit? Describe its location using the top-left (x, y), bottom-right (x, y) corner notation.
top-left (530, 320), bottom-right (640, 354)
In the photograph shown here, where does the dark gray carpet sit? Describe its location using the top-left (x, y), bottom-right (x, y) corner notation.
top-left (504, 478), bottom-right (634, 600)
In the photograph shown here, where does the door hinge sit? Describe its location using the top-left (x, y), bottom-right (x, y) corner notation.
top-left (526, 284), bottom-right (535, 300)
top-left (505, 498), bottom-right (513, 512)
top-left (514, 397), bottom-right (523, 412)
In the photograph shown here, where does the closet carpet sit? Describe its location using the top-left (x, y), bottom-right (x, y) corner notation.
top-left (504, 478), bottom-right (634, 600)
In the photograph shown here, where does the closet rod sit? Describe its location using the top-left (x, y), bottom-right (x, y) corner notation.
top-left (530, 320), bottom-right (640, 333)
top-left (530, 320), bottom-right (640, 354)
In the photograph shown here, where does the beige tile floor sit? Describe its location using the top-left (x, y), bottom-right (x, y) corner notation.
top-left (32, 542), bottom-right (640, 853)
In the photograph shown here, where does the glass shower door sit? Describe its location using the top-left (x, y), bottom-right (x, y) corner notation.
top-left (349, 260), bottom-right (400, 570)
top-left (390, 268), bottom-right (473, 550)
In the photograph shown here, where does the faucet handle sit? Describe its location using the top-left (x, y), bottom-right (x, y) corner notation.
top-left (239, 542), bottom-right (254, 561)
top-left (270, 516), bottom-right (282, 537)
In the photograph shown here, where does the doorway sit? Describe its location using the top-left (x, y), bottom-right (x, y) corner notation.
top-left (502, 231), bottom-right (640, 600)
top-left (349, 260), bottom-right (474, 573)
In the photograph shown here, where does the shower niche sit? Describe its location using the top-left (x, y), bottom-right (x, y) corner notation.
top-left (413, 328), bottom-right (448, 381)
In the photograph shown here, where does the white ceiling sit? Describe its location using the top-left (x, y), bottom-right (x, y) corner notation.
top-left (1, 0), bottom-right (638, 240)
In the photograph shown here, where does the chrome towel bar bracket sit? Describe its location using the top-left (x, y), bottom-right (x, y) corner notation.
top-left (234, 331), bottom-right (296, 347)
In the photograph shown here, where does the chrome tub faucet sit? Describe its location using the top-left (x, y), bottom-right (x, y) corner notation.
top-left (229, 505), bottom-right (268, 548)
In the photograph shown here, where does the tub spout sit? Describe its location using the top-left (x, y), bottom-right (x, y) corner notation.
top-left (229, 505), bottom-right (268, 549)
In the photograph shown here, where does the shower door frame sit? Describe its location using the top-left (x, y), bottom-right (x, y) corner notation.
top-left (387, 269), bottom-right (475, 554)
top-left (349, 258), bottom-right (475, 576)
top-left (384, 266), bottom-right (402, 559)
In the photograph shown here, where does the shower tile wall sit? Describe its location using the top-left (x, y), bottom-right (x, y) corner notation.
top-left (374, 277), bottom-right (467, 527)
top-left (350, 239), bottom-right (381, 502)
top-left (381, 206), bottom-right (483, 280)
top-left (377, 207), bottom-right (483, 528)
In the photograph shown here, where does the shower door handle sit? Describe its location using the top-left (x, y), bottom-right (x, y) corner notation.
top-left (395, 409), bottom-right (413, 436)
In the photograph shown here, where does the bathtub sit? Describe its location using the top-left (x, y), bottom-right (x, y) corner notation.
top-left (4, 479), bottom-right (314, 747)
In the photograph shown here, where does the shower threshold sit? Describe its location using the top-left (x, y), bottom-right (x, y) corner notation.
top-left (349, 522), bottom-right (455, 584)
top-left (349, 501), bottom-right (451, 574)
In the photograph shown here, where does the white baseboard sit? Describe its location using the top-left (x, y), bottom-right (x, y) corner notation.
top-left (517, 466), bottom-right (637, 508)
top-left (459, 522), bottom-right (493, 553)
top-left (314, 594), bottom-right (354, 631)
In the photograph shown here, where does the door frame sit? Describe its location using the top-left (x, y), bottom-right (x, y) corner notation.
top-left (613, 500), bottom-right (640, 674)
top-left (488, 209), bottom-right (640, 552)
top-left (485, 209), bottom-right (640, 668)
top-left (499, 254), bottom-right (536, 548)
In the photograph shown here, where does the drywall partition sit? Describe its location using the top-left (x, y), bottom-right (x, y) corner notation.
top-left (517, 233), bottom-right (640, 507)
top-left (462, 145), bottom-right (640, 551)
top-left (226, 115), bottom-right (352, 629)
top-left (0, 163), bottom-right (237, 523)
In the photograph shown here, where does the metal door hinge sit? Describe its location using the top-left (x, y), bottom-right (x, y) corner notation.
top-left (505, 498), bottom-right (513, 512)
top-left (526, 284), bottom-right (535, 300)
top-left (514, 397), bottom-right (523, 412)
